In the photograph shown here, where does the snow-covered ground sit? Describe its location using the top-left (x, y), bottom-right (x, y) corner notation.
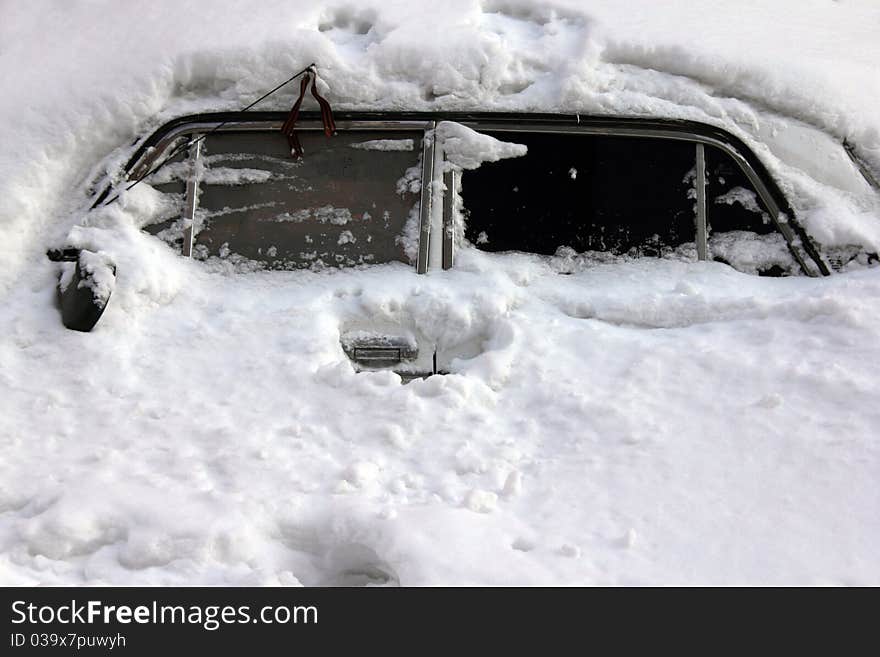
top-left (1, 0), bottom-right (878, 585)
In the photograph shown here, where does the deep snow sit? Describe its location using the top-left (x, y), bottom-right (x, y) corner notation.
top-left (0, 0), bottom-right (878, 585)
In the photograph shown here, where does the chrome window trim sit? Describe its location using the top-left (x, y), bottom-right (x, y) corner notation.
top-left (428, 132), bottom-right (446, 272)
top-left (180, 136), bottom-right (202, 257)
top-left (695, 143), bottom-right (708, 261)
top-left (445, 121), bottom-right (825, 276)
top-left (843, 140), bottom-right (880, 191)
top-left (416, 122), bottom-right (436, 274)
top-left (441, 169), bottom-right (459, 270)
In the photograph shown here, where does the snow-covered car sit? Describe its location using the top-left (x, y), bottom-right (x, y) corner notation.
top-left (7, 0), bottom-right (880, 588)
top-left (55, 107), bottom-right (878, 379)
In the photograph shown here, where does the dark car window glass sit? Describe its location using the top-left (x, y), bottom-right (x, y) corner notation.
top-left (193, 130), bottom-right (422, 269)
top-left (706, 146), bottom-right (774, 235)
top-left (460, 133), bottom-right (696, 256)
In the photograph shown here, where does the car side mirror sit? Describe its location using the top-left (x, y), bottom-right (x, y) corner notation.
top-left (58, 250), bottom-right (116, 332)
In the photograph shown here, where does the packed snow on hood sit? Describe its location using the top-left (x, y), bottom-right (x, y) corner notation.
top-left (0, 0), bottom-right (878, 585)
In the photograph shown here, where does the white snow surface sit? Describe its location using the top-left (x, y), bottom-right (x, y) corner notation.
top-left (0, 0), bottom-right (879, 585)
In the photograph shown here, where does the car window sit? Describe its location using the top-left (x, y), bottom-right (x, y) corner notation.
top-left (130, 114), bottom-right (829, 278)
top-left (452, 130), bottom-right (804, 275)
top-left (191, 130), bottom-right (423, 269)
top-left (703, 145), bottom-right (799, 275)
top-left (459, 132), bottom-right (695, 257)
top-left (141, 147), bottom-right (191, 247)
top-left (143, 128), bottom-right (424, 270)
top-left (706, 145), bottom-right (773, 235)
